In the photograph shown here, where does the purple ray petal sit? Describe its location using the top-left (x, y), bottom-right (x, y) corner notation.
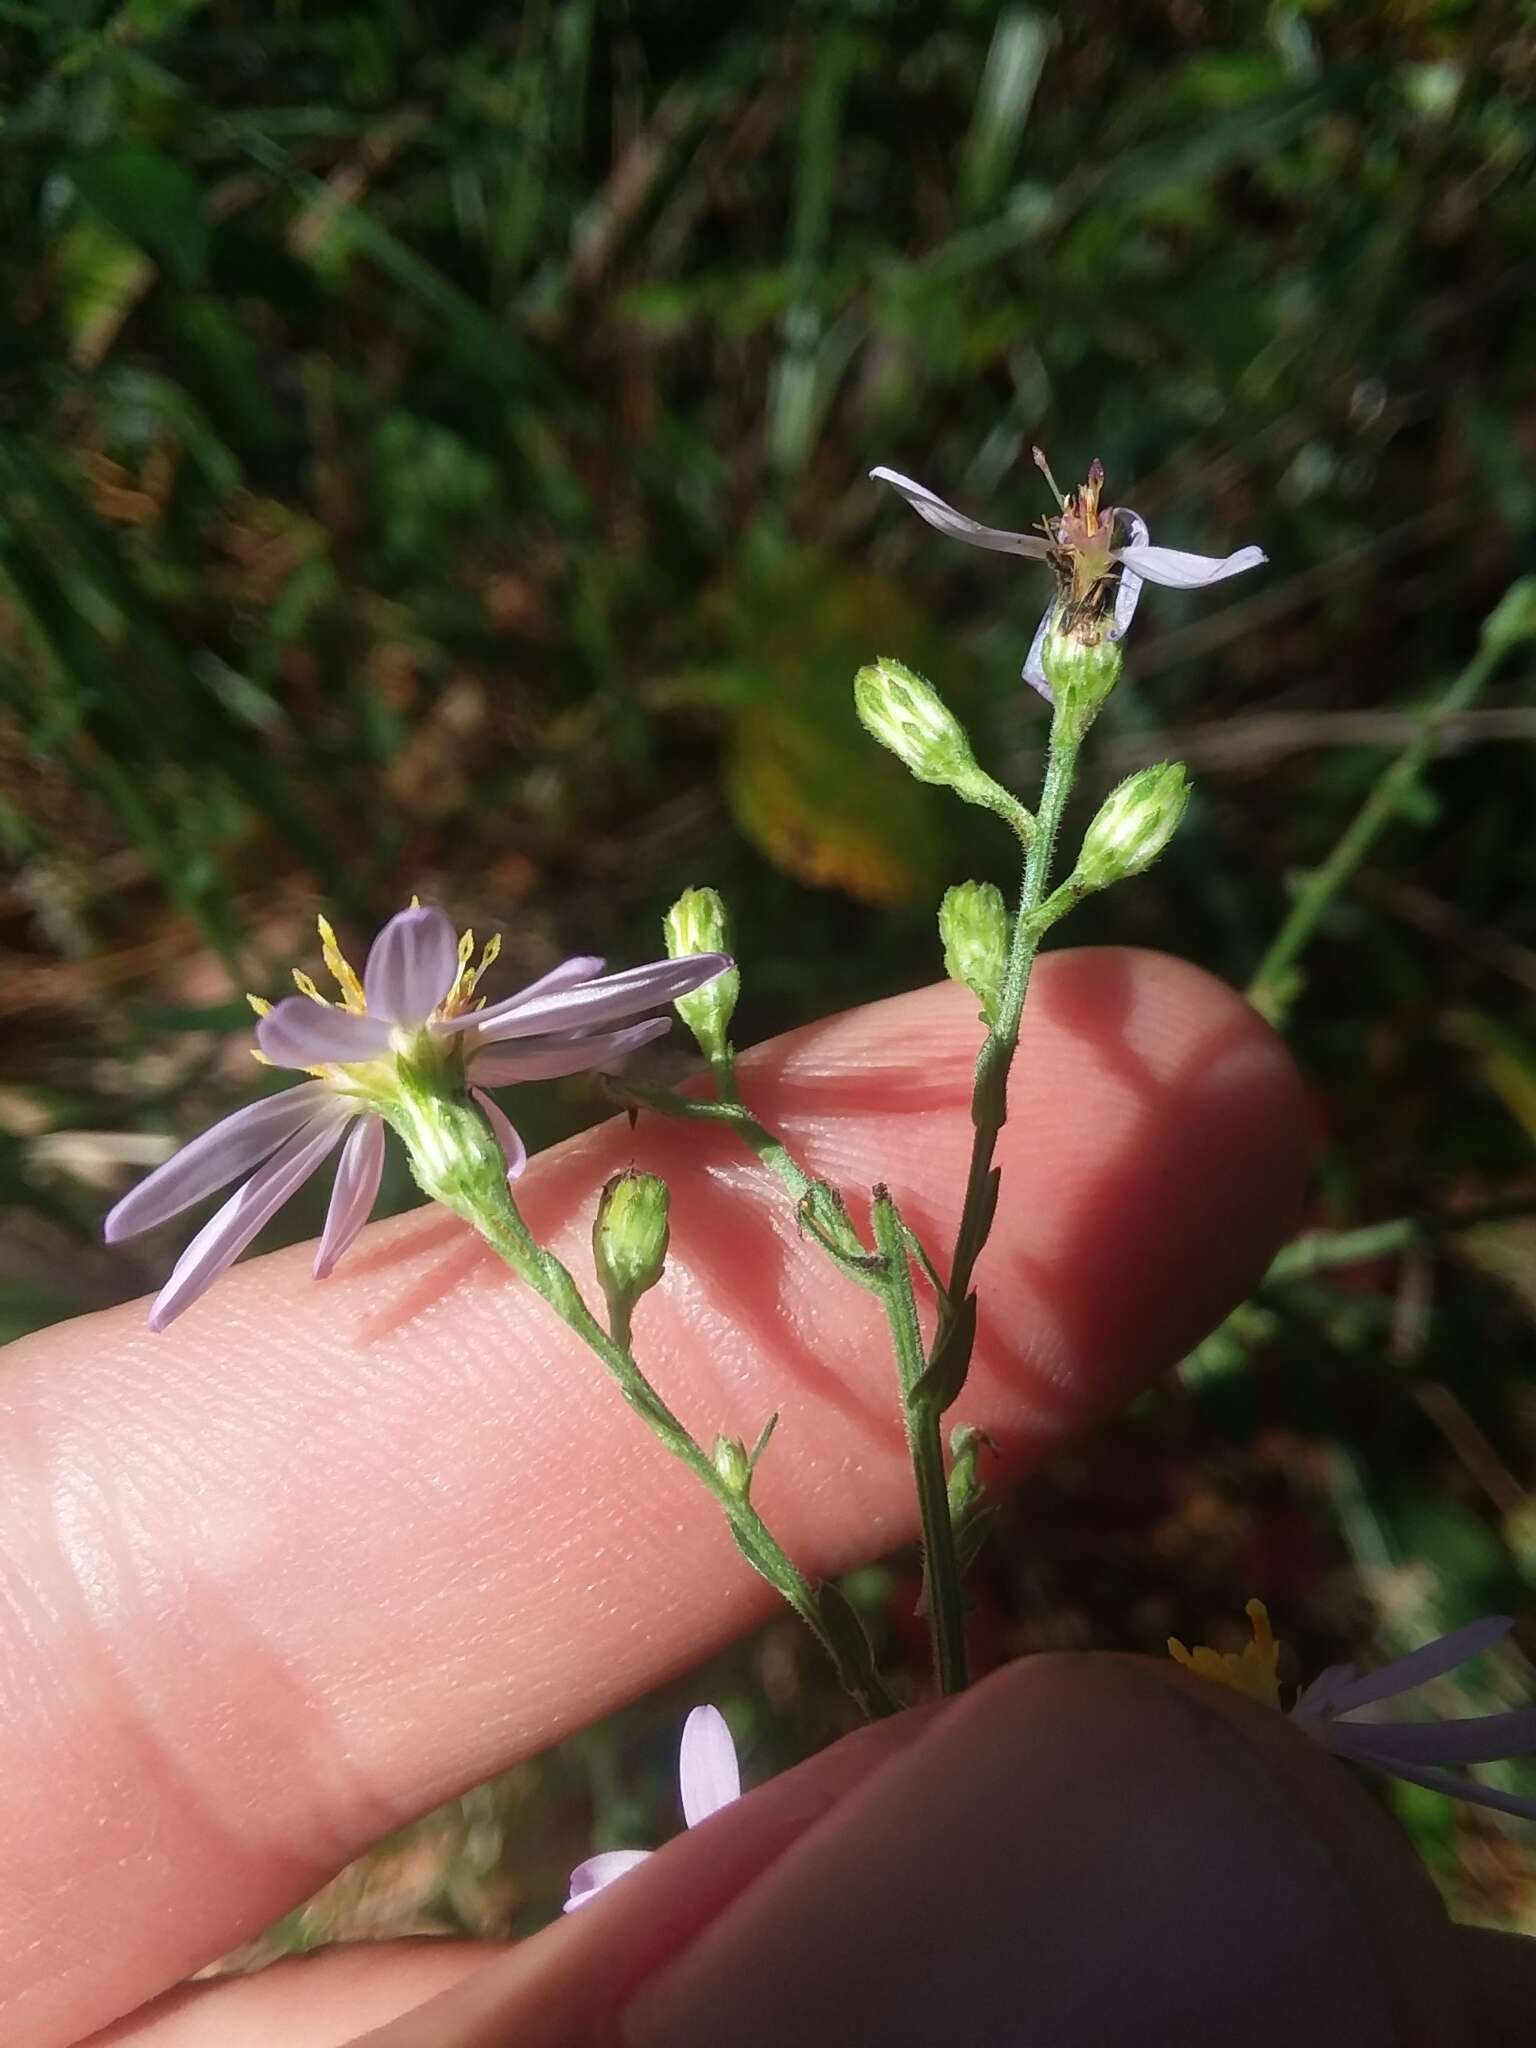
top-left (147, 1106), bottom-right (353, 1331)
top-left (1293, 1663), bottom-right (1358, 1719)
top-left (1318, 1617), bottom-right (1515, 1716)
top-left (870, 468), bottom-right (1052, 559)
top-left (1321, 1706), bottom-right (1536, 1769)
top-left (362, 904), bottom-right (460, 1026)
top-left (564, 1849), bottom-right (652, 1912)
top-left (679, 1705), bottom-right (742, 1828)
top-left (1107, 509), bottom-right (1149, 642)
top-left (1110, 539), bottom-right (1267, 589)
top-left (467, 1017), bottom-right (670, 1089)
top-left (257, 998), bottom-right (394, 1070)
top-left (104, 1081), bottom-right (334, 1242)
top-left (1349, 1755), bottom-right (1536, 1823)
top-left (313, 1115), bottom-right (387, 1279)
top-left (471, 1087), bottom-right (527, 1183)
top-left (1021, 598), bottom-right (1056, 702)
top-left (466, 955), bottom-right (730, 1048)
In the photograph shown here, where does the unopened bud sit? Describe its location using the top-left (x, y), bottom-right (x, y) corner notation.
top-left (938, 881), bottom-right (1009, 1026)
top-left (1075, 762), bottom-right (1191, 891)
top-left (712, 1434), bottom-right (752, 1495)
top-left (593, 1169), bottom-right (670, 1317)
top-left (664, 888), bottom-right (740, 1061)
top-left (1039, 626), bottom-right (1123, 739)
top-left (854, 658), bottom-right (980, 790)
top-left (854, 659), bottom-right (1031, 836)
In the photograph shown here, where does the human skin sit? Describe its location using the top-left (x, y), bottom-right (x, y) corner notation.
top-left (2, 949), bottom-right (1528, 2045)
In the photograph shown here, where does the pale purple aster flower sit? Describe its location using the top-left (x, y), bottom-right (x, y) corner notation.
top-left (870, 457), bottom-right (1265, 698)
top-left (104, 905), bottom-right (729, 1331)
top-left (1291, 1614), bottom-right (1536, 1820)
top-left (1172, 1601), bottom-right (1536, 1820)
top-left (565, 1704), bottom-right (742, 1912)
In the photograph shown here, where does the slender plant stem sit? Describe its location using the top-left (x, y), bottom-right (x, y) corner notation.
top-left (1261, 1199), bottom-right (1536, 1284)
top-left (948, 717), bottom-right (1083, 1312)
top-left (631, 718), bottom-right (1086, 1696)
top-left (617, 1080), bottom-right (813, 1204)
top-left (872, 1191), bottom-right (968, 1693)
top-left (456, 1179), bottom-right (897, 1719)
top-left (1246, 632), bottom-right (1507, 1026)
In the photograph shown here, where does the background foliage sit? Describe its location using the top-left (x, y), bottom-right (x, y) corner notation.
top-left (3, 0), bottom-right (1536, 1949)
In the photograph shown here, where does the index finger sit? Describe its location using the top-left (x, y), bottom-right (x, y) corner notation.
top-left (0, 949), bottom-right (1307, 2046)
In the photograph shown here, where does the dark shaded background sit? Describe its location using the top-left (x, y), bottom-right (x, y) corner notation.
top-left (2, 0), bottom-right (1535, 1953)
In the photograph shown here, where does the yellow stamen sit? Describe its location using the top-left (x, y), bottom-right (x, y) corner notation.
top-left (292, 969), bottom-right (329, 1005)
top-left (246, 993), bottom-right (272, 1018)
top-left (439, 926), bottom-right (504, 1018)
top-left (317, 915), bottom-right (366, 1013)
top-left (1168, 1599), bottom-right (1283, 1711)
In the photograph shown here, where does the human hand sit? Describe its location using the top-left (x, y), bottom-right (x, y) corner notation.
top-left (7, 949), bottom-right (1518, 2046)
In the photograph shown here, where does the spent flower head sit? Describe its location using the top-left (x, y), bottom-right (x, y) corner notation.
top-left (1172, 1602), bottom-right (1536, 1820)
top-left (105, 904), bottom-right (728, 1330)
top-left (870, 457), bottom-right (1265, 702)
top-left (565, 1704), bottom-right (742, 1912)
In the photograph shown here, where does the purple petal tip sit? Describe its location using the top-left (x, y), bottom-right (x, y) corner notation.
top-left (679, 1704), bottom-right (742, 1828)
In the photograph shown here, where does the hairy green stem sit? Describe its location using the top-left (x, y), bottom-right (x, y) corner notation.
top-left (450, 1174), bottom-right (897, 1719)
top-left (615, 1079), bottom-right (812, 1204)
top-left (948, 716), bottom-right (1083, 1312)
top-left (872, 1191), bottom-right (968, 1693)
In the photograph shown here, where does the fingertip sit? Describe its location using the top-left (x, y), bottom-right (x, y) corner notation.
top-left (622, 1654), bottom-right (1467, 2048)
top-left (779, 948), bottom-right (1307, 1428)
top-left (983, 946), bottom-right (1309, 1415)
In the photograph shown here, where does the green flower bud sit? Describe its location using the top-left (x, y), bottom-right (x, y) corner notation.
top-left (854, 659), bottom-right (1034, 839)
top-left (664, 887), bottom-right (740, 1061)
top-left (938, 881), bottom-right (1009, 1026)
top-left (593, 1169), bottom-right (670, 1319)
top-left (854, 657), bottom-right (977, 787)
top-left (1075, 762), bottom-right (1191, 891)
top-left (1039, 626), bottom-right (1123, 740)
top-left (712, 1434), bottom-right (752, 1495)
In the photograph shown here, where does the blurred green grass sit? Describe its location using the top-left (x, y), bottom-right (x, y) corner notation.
top-left (3, 0), bottom-right (1536, 1945)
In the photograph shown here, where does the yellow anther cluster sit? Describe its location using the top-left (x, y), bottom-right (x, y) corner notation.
top-left (1167, 1599), bottom-right (1283, 1711)
top-left (317, 915), bottom-right (366, 1012)
top-left (442, 929), bottom-right (502, 1018)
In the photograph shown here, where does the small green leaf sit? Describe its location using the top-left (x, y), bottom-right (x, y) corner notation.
top-left (912, 1291), bottom-right (978, 1411)
top-left (816, 1580), bottom-right (881, 1694)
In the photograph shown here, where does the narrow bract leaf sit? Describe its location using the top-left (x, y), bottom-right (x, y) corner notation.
top-left (913, 1291), bottom-right (978, 1411)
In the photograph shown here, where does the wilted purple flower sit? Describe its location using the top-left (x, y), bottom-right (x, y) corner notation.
top-left (1172, 1601), bottom-right (1536, 1820)
top-left (871, 458), bottom-right (1265, 698)
top-left (565, 1704), bottom-right (742, 1912)
top-left (105, 905), bottom-right (729, 1332)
